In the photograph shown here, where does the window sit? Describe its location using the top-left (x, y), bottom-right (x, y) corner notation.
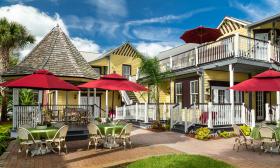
top-left (103, 66), bottom-right (108, 75)
top-left (122, 65), bottom-right (131, 79)
top-left (218, 90), bottom-right (225, 104)
top-left (190, 80), bottom-right (199, 104)
top-left (175, 82), bottom-right (182, 104)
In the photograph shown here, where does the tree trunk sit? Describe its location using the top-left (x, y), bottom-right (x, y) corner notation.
top-left (156, 85), bottom-right (160, 121)
top-left (0, 49), bottom-right (10, 121)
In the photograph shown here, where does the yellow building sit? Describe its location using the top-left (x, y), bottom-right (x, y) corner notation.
top-left (135, 14), bottom-right (280, 129)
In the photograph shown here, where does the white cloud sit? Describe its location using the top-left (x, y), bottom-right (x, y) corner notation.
top-left (135, 42), bottom-right (180, 57)
top-left (123, 7), bottom-right (213, 38)
top-left (87, 0), bottom-right (127, 18)
top-left (231, 0), bottom-right (280, 21)
top-left (0, 4), bottom-right (101, 60)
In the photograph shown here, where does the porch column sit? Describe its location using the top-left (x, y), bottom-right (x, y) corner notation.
top-left (12, 88), bottom-right (19, 129)
top-left (94, 88), bottom-right (97, 117)
top-left (55, 90), bottom-right (58, 105)
top-left (105, 90), bottom-right (109, 118)
top-left (87, 88), bottom-right (90, 106)
top-left (38, 90), bottom-right (43, 124)
top-left (277, 91), bottom-right (280, 122)
top-left (229, 64), bottom-right (235, 124)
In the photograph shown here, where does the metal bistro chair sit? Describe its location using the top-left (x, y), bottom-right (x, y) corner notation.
top-left (17, 127), bottom-right (41, 158)
top-left (232, 124), bottom-right (254, 151)
top-left (259, 126), bottom-right (278, 154)
top-left (52, 122), bottom-right (65, 129)
top-left (46, 125), bottom-right (69, 155)
top-left (87, 123), bottom-right (104, 150)
top-left (115, 123), bottom-right (133, 149)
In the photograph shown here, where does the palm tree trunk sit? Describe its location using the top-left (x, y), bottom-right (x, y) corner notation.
top-left (0, 49), bottom-right (10, 121)
top-left (156, 85), bottom-right (160, 121)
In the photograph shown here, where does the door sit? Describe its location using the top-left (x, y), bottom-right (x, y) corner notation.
top-left (256, 92), bottom-right (265, 120)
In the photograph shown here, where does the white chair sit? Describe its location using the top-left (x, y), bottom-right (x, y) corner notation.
top-left (20, 124), bottom-right (32, 129)
top-left (46, 125), bottom-right (69, 155)
top-left (17, 127), bottom-right (41, 158)
top-left (259, 126), bottom-right (278, 154)
top-left (87, 123), bottom-right (104, 150)
top-left (116, 123), bottom-right (133, 149)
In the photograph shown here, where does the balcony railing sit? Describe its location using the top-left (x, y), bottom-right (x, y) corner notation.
top-left (159, 33), bottom-right (280, 72)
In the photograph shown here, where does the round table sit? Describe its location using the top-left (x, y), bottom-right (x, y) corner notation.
top-left (98, 124), bottom-right (125, 136)
top-left (28, 127), bottom-right (58, 140)
top-left (97, 124), bottom-right (125, 149)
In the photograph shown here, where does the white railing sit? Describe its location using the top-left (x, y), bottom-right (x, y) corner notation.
top-left (115, 103), bottom-right (174, 122)
top-left (119, 90), bottom-right (133, 105)
top-left (265, 103), bottom-right (280, 122)
top-left (158, 33), bottom-right (275, 73)
top-left (181, 102), bottom-right (255, 129)
top-left (14, 105), bottom-right (40, 128)
top-left (238, 35), bottom-right (269, 61)
top-left (198, 35), bottom-right (235, 64)
top-left (170, 104), bottom-right (182, 128)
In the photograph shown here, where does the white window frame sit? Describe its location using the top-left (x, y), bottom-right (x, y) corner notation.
top-left (175, 82), bottom-right (182, 104)
top-left (190, 80), bottom-right (198, 104)
top-left (211, 86), bottom-right (243, 104)
top-left (122, 65), bottom-right (131, 79)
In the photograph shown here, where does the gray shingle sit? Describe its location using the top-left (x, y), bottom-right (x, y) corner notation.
top-left (3, 25), bottom-right (99, 79)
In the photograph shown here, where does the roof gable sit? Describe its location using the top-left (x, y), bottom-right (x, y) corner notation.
top-left (217, 16), bottom-right (251, 35)
top-left (3, 26), bottom-right (99, 79)
top-left (90, 42), bottom-right (140, 63)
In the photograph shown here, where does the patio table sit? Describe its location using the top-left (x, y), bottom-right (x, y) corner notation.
top-left (28, 127), bottom-right (58, 140)
top-left (97, 124), bottom-right (125, 136)
top-left (250, 126), bottom-right (280, 141)
top-left (97, 124), bottom-right (125, 149)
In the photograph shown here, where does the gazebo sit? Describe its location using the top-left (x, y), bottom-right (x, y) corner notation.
top-left (1, 25), bottom-right (100, 130)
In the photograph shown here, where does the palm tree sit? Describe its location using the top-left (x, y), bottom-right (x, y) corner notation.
top-left (139, 56), bottom-right (171, 121)
top-left (0, 18), bottom-right (35, 121)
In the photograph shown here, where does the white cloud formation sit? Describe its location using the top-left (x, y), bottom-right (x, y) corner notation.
top-left (230, 0), bottom-right (280, 21)
top-left (123, 7), bottom-right (214, 39)
top-left (87, 0), bottom-right (127, 18)
top-left (135, 42), bottom-right (180, 57)
top-left (0, 4), bottom-right (101, 60)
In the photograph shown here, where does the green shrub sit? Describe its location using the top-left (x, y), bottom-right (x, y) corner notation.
top-left (218, 131), bottom-right (233, 138)
top-left (240, 125), bottom-right (251, 136)
top-left (165, 119), bottom-right (170, 130)
top-left (195, 127), bottom-right (211, 140)
top-left (0, 124), bottom-right (12, 155)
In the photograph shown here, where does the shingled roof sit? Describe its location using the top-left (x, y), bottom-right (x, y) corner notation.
top-left (3, 25), bottom-right (98, 79)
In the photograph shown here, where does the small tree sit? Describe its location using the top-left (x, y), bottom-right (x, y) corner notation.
top-left (0, 18), bottom-right (35, 121)
top-left (139, 56), bottom-right (171, 121)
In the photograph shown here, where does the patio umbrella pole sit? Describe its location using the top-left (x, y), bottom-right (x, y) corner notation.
top-left (111, 90), bottom-right (114, 119)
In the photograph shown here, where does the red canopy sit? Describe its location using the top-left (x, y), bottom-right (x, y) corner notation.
top-left (3, 69), bottom-right (79, 91)
top-left (230, 70), bottom-right (280, 91)
top-left (180, 26), bottom-right (222, 44)
top-left (78, 73), bottom-right (148, 92)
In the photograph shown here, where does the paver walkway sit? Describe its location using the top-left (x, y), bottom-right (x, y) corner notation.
top-left (1, 128), bottom-right (280, 168)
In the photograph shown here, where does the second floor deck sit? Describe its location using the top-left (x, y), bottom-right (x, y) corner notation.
top-left (159, 33), bottom-right (280, 72)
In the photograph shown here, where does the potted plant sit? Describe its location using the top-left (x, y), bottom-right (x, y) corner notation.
top-left (36, 123), bottom-right (47, 129)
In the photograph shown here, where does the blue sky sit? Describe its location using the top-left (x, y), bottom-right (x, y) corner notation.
top-left (0, 0), bottom-right (280, 59)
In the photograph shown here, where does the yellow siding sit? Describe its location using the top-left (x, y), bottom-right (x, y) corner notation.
top-left (90, 57), bottom-right (109, 67)
top-left (219, 27), bottom-right (248, 39)
top-left (100, 91), bottom-right (122, 117)
top-left (109, 54), bottom-right (141, 76)
top-left (57, 91), bottom-right (79, 105)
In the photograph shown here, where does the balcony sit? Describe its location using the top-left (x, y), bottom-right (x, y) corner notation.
top-left (159, 34), bottom-right (280, 72)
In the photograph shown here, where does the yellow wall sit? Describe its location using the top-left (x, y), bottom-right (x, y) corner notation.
top-left (90, 57), bottom-right (109, 67)
top-left (57, 91), bottom-right (79, 105)
top-left (100, 90), bottom-right (122, 117)
top-left (109, 54), bottom-right (141, 76)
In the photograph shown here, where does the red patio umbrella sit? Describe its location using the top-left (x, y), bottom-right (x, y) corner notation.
top-left (3, 69), bottom-right (79, 91)
top-left (180, 26), bottom-right (222, 44)
top-left (230, 70), bottom-right (280, 91)
top-left (78, 73), bottom-right (148, 91)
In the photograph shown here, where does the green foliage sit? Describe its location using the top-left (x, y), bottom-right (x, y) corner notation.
top-left (127, 154), bottom-right (234, 168)
top-left (0, 123), bottom-right (12, 155)
top-left (240, 125), bottom-right (251, 136)
top-left (218, 131), bottom-right (234, 138)
top-left (19, 89), bottom-right (35, 105)
top-left (195, 127), bottom-right (211, 140)
top-left (165, 119), bottom-right (170, 130)
top-left (151, 120), bottom-right (165, 131)
top-left (94, 117), bottom-right (101, 122)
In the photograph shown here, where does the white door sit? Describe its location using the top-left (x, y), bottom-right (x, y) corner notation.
top-left (256, 92), bottom-right (265, 120)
